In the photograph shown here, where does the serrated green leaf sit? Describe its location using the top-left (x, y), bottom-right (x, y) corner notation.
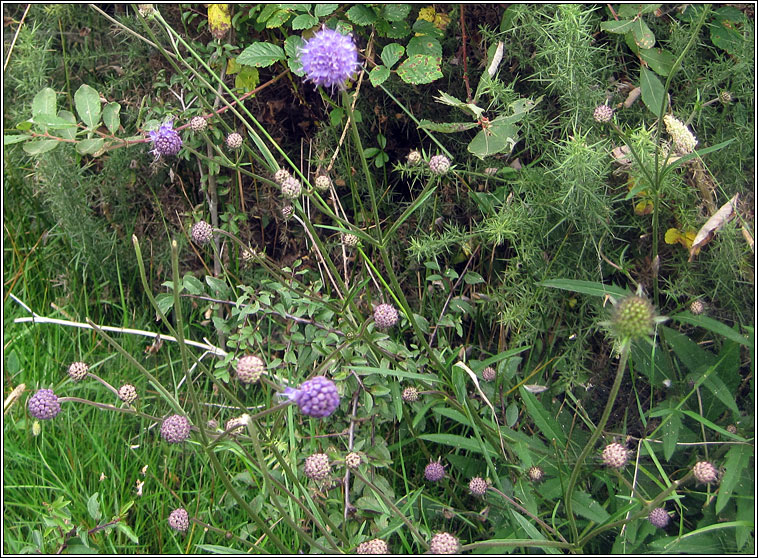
top-left (235, 66), bottom-right (260, 92)
top-left (76, 138), bottom-right (105, 155)
top-left (265, 9), bottom-right (291, 29)
top-left (237, 42), bottom-right (286, 68)
top-left (102, 102), bottom-right (121, 134)
top-left (257, 4), bottom-right (279, 23)
top-left (617, 4), bottom-right (662, 18)
top-left (380, 43), bottom-right (404, 69)
top-left (32, 87), bottom-right (57, 118)
top-left (23, 140), bottom-right (59, 155)
top-left (74, 84), bottom-right (102, 129)
top-left (4, 134), bottom-right (30, 146)
top-left (640, 66), bottom-right (666, 116)
top-left (314, 4), bottom-right (338, 17)
top-left (468, 119), bottom-right (518, 160)
top-left (115, 523), bottom-right (139, 544)
top-left (284, 35), bottom-right (305, 76)
top-left (182, 274), bottom-right (205, 295)
top-left (631, 18), bottom-right (655, 49)
top-left (57, 110), bottom-right (77, 141)
top-left (406, 36), bottom-right (441, 59)
top-left (396, 54), bottom-right (442, 85)
top-left (376, 18), bottom-right (411, 39)
top-left (205, 275), bottom-right (230, 297)
top-left (369, 65), bottom-right (390, 87)
top-left (346, 4), bottom-right (376, 26)
top-left (291, 13), bottom-right (318, 30)
top-left (640, 47), bottom-right (676, 76)
top-left (87, 493), bottom-right (101, 521)
top-left (600, 19), bottom-right (636, 34)
top-left (383, 4), bottom-right (411, 22)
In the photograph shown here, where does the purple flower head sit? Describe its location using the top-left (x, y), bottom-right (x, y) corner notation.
top-left (281, 376), bottom-right (340, 418)
top-left (149, 120), bottom-right (183, 157)
top-left (28, 389), bottom-right (61, 420)
top-left (299, 28), bottom-right (359, 90)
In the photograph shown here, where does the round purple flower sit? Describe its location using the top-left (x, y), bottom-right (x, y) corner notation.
top-left (373, 303), bottom-right (399, 329)
top-left (424, 459), bottom-right (445, 482)
top-left (648, 507), bottom-right (670, 528)
top-left (168, 507), bottom-right (189, 532)
top-left (28, 389), bottom-right (61, 420)
top-left (282, 376), bottom-right (340, 418)
top-left (299, 28), bottom-right (359, 90)
top-left (149, 120), bottom-right (182, 157)
top-left (161, 414), bottom-right (191, 444)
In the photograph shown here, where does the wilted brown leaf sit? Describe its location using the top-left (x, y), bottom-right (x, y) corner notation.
top-left (689, 193), bottom-right (739, 261)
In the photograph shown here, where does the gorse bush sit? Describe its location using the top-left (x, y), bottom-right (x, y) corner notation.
top-left (4, 4), bottom-right (754, 555)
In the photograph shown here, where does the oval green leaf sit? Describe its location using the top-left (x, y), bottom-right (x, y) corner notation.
top-left (237, 42), bottom-right (285, 68)
top-left (102, 102), bottom-right (121, 134)
top-left (74, 84), bottom-right (102, 129)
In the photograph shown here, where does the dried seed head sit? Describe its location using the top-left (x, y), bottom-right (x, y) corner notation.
top-left (593, 104), bottom-right (614, 123)
top-left (273, 168), bottom-right (291, 184)
top-left (242, 248), bottom-right (256, 264)
top-left (719, 90), bottom-right (732, 105)
top-left (161, 414), bottom-right (191, 444)
top-left (345, 452), bottom-right (362, 469)
top-left (468, 476), bottom-right (488, 496)
top-left (356, 538), bottom-right (389, 555)
top-left (693, 460), bottom-right (718, 484)
top-left (304, 452), bottom-right (331, 481)
top-left (226, 132), bottom-right (243, 149)
top-left (407, 150), bottom-right (422, 165)
top-left (648, 507), bottom-right (670, 528)
top-left (373, 303), bottom-right (399, 329)
top-left (189, 116), bottom-right (207, 132)
top-left (690, 300), bottom-right (705, 315)
top-left (314, 174), bottom-right (332, 191)
top-left (402, 386), bottom-right (419, 403)
top-left (612, 295), bottom-right (656, 340)
top-left (191, 221), bottom-right (213, 245)
top-left (118, 384), bottom-right (138, 405)
top-left (68, 361), bottom-right (89, 382)
top-left (280, 176), bottom-right (302, 200)
top-left (28, 389), bottom-right (61, 420)
top-left (602, 442), bottom-right (629, 469)
top-left (429, 532), bottom-right (460, 555)
top-left (726, 424), bottom-right (738, 434)
top-left (482, 366), bottom-right (497, 382)
top-left (168, 507), bottom-right (189, 532)
top-left (424, 459), bottom-right (445, 482)
top-left (225, 415), bottom-right (248, 436)
top-left (428, 154), bottom-right (451, 175)
top-left (528, 466), bottom-right (544, 483)
top-left (236, 355), bottom-right (265, 384)
top-left (341, 233), bottom-right (359, 248)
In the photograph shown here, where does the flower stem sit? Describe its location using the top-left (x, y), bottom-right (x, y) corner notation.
top-left (565, 336), bottom-right (631, 546)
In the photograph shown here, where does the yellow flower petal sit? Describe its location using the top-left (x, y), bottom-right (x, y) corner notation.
top-left (665, 228), bottom-right (682, 245)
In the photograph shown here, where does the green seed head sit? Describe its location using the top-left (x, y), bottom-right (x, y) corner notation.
top-left (611, 295), bottom-right (656, 340)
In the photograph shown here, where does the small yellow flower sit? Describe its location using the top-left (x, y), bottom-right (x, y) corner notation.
top-left (665, 227), bottom-right (696, 250)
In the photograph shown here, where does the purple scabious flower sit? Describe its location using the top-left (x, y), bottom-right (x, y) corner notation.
top-left (299, 28), bottom-right (359, 90)
top-left (149, 120), bottom-right (183, 157)
top-left (281, 376), bottom-right (340, 418)
top-left (28, 389), bottom-right (61, 420)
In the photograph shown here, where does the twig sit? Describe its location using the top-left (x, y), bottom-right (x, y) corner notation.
top-left (10, 294), bottom-right (227, 356)
top-left (4, 4), bottom-right (31, 72)
top-left (460, 5), bottom-right (472, 103)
